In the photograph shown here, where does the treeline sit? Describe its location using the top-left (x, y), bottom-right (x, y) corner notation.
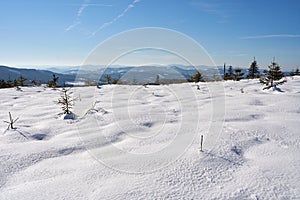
top-left (223, 59), bottom-right (299, 81)
top-left (220, 58), bottom-right (299, 89)
top-left (1, 60), bottom-right (299, 89)
top-left (86, 60), bottom-right (300, 87)
top-left (0, 76), bottom-right (33, 88)
top-left (0, 74), bottom-right (59, 89)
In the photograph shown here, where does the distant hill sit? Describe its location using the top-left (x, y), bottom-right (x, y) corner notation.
top-left (68, 65), bottom-right (215, 84)
top-left (0, 65), bottom-right (237, 85)
top-left (0, 66), bottom-right (75, 85)
top-left (3, 65), bottom-right (291, 86)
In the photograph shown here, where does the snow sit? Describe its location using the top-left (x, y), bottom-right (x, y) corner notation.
top-left (1, 77), bottom-right (300, 199)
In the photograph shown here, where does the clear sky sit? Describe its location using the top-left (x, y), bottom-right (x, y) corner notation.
top-left (1, 0), bottom-right (300, 69)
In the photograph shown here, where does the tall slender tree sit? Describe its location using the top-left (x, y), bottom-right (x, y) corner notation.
top-left (228, 66), bottom-right (234, 79)
top-left (223, 63), bottom-right (226, 80)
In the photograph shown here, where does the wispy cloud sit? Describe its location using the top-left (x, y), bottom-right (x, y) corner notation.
top-left (77, 2), bottom-right (89, 17)
top-left (65, 0), bottom-right (90, 32)
top-left (65, 20), bottom-right (81, 32)
top-left (240, 34), bottom-right (300, 39)
top-left (89, 0), bottom-right (141, 37)
top-left (65, 0), bottom-right (113, 32)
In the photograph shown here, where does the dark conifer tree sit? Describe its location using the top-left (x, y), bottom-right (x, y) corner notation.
top-left (296, 68), bottom-right (300, 75)
top-left (6, 79), bottom-right (13, 87)
top-left (228, 66), bottom-right (234, 80)
top-left (233, 68), bottom-right (244, 81)
top-left (247, 58), bottom-right (260, 79)
top-left (47, 74), bottom-right (59, 88)
top-left (18, 76), bottom-right (27, 86)
top-left (290, 68), bottom-right (300, 76)
top-left (105, 74), bottom-right (111, 84)
top-left (260, 60), bottom-right (286, 90)
top-left (191, 71), bottom-right (203, 83)
top-left (0, 80), bottom-right (6, 88)
top-left (155, 75), bottom-right (160, 84)
top-left (224, 65), bottom-right (234, 80)
top-left (13, 79), bottom-right (18, 87)
top-left (223, 63), bottom-right (226, 80)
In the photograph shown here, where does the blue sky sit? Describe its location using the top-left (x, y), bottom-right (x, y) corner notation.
top-left (0, 0), bottom-right (300, 69)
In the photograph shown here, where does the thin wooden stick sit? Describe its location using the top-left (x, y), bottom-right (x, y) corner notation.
top-left (200, 135), bottom-right (204, 152)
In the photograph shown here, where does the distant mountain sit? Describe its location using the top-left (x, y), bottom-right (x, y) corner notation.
top-left (4, 64), bottom-right (288, 86)
top-left (72, 65), bottom-right (219, 83)
top-left (0, 65), bottom-right (225, 86)
top-left (45, 66), bottom-right (79, 74)
top-left (0, 65), bottom-right (75, 85)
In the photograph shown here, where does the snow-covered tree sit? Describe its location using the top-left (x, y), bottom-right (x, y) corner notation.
top-left (260, 61), bottom-right (286, 90)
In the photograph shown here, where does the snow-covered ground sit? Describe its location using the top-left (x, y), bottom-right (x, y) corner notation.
top-left (1, 77), bottom-right (300, 199)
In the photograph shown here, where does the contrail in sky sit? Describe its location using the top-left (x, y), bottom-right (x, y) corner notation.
top-left (65, 0), bottom-right (112, 32)
top-left (89, 0), bottom-right (141, 37)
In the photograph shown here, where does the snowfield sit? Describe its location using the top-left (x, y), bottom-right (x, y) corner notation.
top-left (1, 77), bottom-right (300, 199)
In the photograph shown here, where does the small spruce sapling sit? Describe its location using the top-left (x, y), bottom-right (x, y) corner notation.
top-left (233, 68), bottom-right (244, 81)
top-left (18, 76), bottom-right (27, 86)
top-left (191, 71), bottom-right (203, 83)
top-left (290, 68), bottom-right (300, 76)
top-left (105, 74), bottom-right (112, 85)
top-left (224, 65), bottom-right (234, 80)
top-left (155, 75), bottom-right (160, 85)
top-left (57, 88), bottom-right (74, 115)
top-left (4, 112), bottom-right (19, 129)
top-left (48, 74), bottom-right (59, 88)
top-left (260, 60), bottom-right (286, 90)
top-left (247, 58), bottom-right (260, 79)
